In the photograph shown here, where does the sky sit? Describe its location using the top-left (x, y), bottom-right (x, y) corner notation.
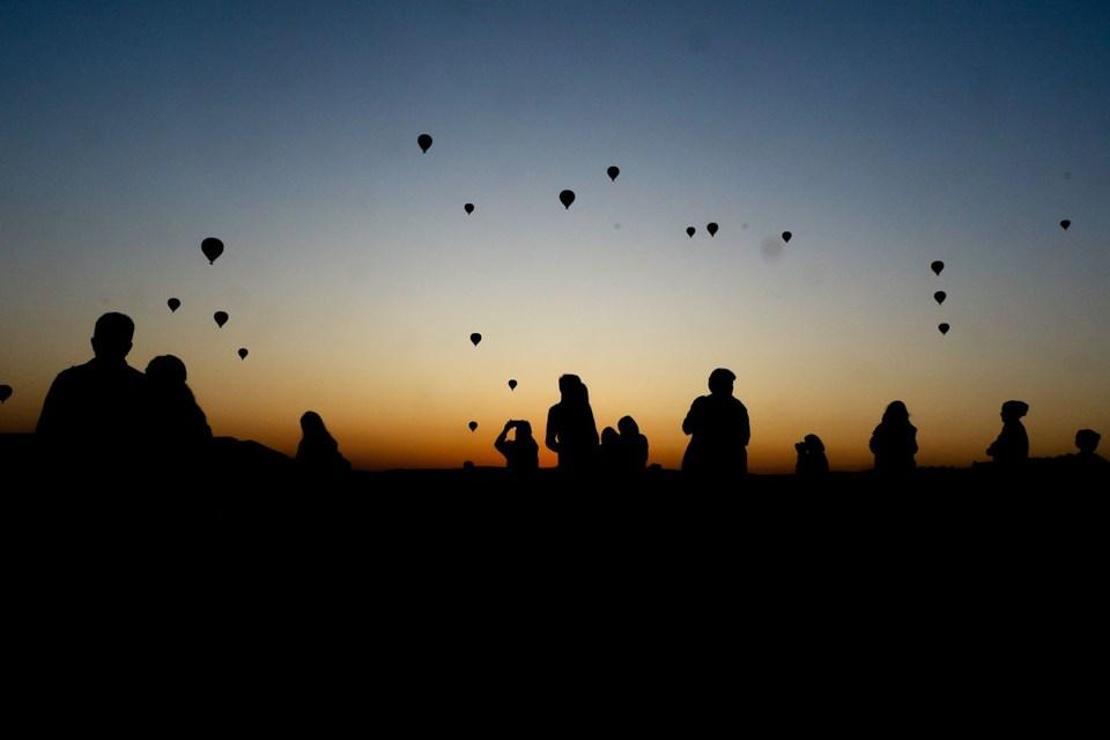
top-left (1, 0), bottom-right (1108, 472)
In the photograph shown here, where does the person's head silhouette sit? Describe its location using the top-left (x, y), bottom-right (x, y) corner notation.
top-left (803, 434), bottom-right (825, 453)
top-left (91, 312), bottom-right (134, 364)
top-left (559, 374), bottom-right (588, 405)
top-left (300, 411), bottom-right (329, 438)
top-left (515, 420), bottom-right (533, 440)
top-left (882, 401), bottom-right (910, 425)
top-left (601, 427), bottom-right (619, 446)
top-left (145, 355), bottom-right (187, 386)
top-left (1075, 429), bottom-right (1100, 455)
top-left (708, 368), bottom-right (735, 397)
top-left (1001, 400), bottom-right (1029, 422)
top-left (618, 415), bottom-right (639, 436)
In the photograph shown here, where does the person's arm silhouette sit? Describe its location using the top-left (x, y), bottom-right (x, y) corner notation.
top-left (495, 421), bottom-right (513, 459)
top-left (35, 371), bottom-right (72, 439)
top-left (740, 404), bottom-right (751, 447)
top-left (682, 397), bottom-right (702, 436)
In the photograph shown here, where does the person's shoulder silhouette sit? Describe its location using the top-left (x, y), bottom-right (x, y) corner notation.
top-left (36, 312), bottom-right (151, 471)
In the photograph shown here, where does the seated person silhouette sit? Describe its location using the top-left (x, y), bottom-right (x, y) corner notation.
top-left (869, 401), bottom-right (917, 478)
top-left (296, 411), bottom-right (351, 477)
top-left (545, 374), bottom-right (599, 475)
top-left (1073, 429), bottom-right (1106, 466)
top-left (599, 426), bottom-right (621, 477)
top-left (681, 368), bottom-right (751, 483)
top-left (146, 355), bottom-right (212, 455)
top-left (986, 400), bottom-right (1029, 467)
top-left (36, 312), bottom-right (151, 477)
top-left (617, 415), bottom-right (649, 474)
top-left (494, 420), bottom-right (539, 476)
top-left (795, 434), bottom-right (829, 478)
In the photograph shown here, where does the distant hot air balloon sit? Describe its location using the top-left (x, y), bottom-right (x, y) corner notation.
top-left (934, 291), bottom-right (947, 305)
top-left (559, 189), bottom-right (576, 209)
top-left (1060, 219), bottom-right (1071, 231)
top-left (468, 421), bottom-right (478, 432)
top-left (238, 348), bottom-right (248, 360)
top-left (938, 323), bottom-right (950, 335)
top-left (470, 332), bottom-right (482, 347)
top-left (464, 203), bottom-right (474, 215)
top-left (931, 260), bottom-right (945, 276)
top-left (686, 226), bottom-right (696, 238)
top-left (167, 298), bottom-right (181, 313)
top-left (707, 222), bottom-right (719, 237)
top-left (508, 379), bottom-right (517, 391)
top-left (214, 311), bottom-right (229, 328)
top-left (782, 231), bottom-right (792, 243)
top-left (607, 166), bottom-right (620, 182)
top-left (417, 133), bottom-right (433, 153)
top-left (0, 385), bottom-right (11, 404)
top-left (201, 237), bottom-right (224, 265)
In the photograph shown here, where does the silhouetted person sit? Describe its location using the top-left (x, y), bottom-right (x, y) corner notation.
top-left (146, 355), bottom-right (212, 455)
top-left (869, 401), bottom-right (917, 478)
top-left (494, 420), bottom-right (539, 477)
top-left (599, 426), bottom-right (621, 477)
top-left (795, 434), bottom-right (829, 478)
top-left (682, 368), bottom-right (750, 483)
top-left (545, 374), bottom-right (599, 475)
top-left (617, 415), bottom-right (649, 474)
top-left (36, 312), bottom-right (151, 480)
top-left (296, 411), bottom-right (351, 478)
top-left (986, 400), bottom-right (1029, 468)
top-left (1073, 429), bottom-right (1106, 466)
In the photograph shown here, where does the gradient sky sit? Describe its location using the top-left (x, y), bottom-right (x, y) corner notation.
top-left (2, 0), bottom-right (1108, 471)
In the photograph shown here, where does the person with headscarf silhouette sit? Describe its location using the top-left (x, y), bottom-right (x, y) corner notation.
top-left (145, 355), bottom-right (212, 454)
top-left (617, 415), bottom-right (649, 474)
top-left (681, 368), bottom-right (750, 483)
top-left (545, 374), bottom-right (599, 475)
top-left (296, 411), bottom-right (351, 477)
top-left (869, 401), bottom-right (917, 478)
top-left (494, 419), bottom-right (539, 477)
top-left (986, 400), bottom-right (1029, 467)
top-left (795, 434), bottom-right (829, 478)
top-left (36, 312), bottom-right (151, 477)
top-left (598, 426), bottom-right (621, 478)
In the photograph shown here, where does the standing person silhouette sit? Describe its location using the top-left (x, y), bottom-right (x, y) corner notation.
top-left (494, 420), bottom-right (539, 477)
top-left (869, 401), bottom-right (918, 478)
top-left (36, 312), bottom-right (151, 478)
top-left (681, 368), bottom-right (750, 484)
top-left (545, 374), bottom-right (599, 475)
top-left (296, 411), bottom-right (351, 478)
top-left (986, 400), bottom-right (1029, 468)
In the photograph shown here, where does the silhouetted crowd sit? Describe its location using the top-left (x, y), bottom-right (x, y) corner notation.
top-left (32, 313), bottom-right (1110, 495)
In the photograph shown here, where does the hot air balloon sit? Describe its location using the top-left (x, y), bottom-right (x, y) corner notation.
top-left (167, 298), bottom-right (181, 313)
top-left (214, 311), bottom-right (229, 328)
top-left (934, 291), bottom-right (947, 305)
top-left (470, 332), bottom-right (482, 347)
top-left (707, 222), bottom-right (719, 237)
top-left (938, 323), bottom-right (950, 335)
top-left (607, 166), bottom-right (620, 182)
top-left (464, 203), bottom-right (474, 215)
top-left (468, 421), bottom-right (478, 432)
top-left (201, 237), bottom-right (224, 265)
top-left (417, 133), bottom-right (432, 153)
top-left (238, 348), bottom-right (249, 360)
top-left (686, 226), bottom-right (696, 238)
top-left (1060, 219), bottom-right (1071, 231)
top-left (931, 260), bottom-right (944, 276)
top-left (782, 231), bottom-right (792, 243)
top-left (559, 190), bottom-right (576, 209)
top-left (508, 379), bottom-right (517, 391)
top-left (0, 385), bottom-right (11, 404)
